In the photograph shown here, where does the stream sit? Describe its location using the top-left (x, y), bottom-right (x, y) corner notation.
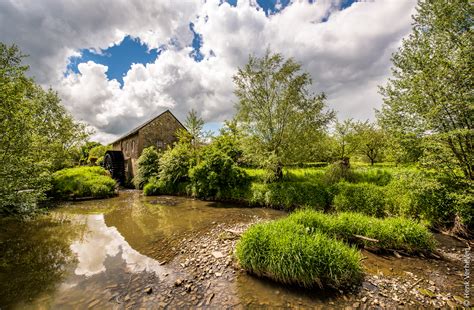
top-left (0, 190), bottom-right (471, 309)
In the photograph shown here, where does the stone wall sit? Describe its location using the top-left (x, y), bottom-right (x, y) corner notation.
top-left (138, 111), bottom-right (184, 154)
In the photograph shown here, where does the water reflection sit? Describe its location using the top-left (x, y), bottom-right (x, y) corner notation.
top-left (71, 214), bottom-right (169, 277)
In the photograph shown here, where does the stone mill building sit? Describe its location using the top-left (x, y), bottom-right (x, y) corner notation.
top-left (104, 110), bottom-right (186, 184)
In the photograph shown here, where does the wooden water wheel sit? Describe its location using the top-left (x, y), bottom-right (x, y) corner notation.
top-left (103, 150), bottom-right (125, 185)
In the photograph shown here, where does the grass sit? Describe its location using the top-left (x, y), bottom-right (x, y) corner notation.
top-left (288, 210), bottom-right (436, 253)
top-left (332, 182), bottom-right (386, 217)
top-left (247, 181), bottom-right (329, 210)
top-left (50, 166), bottom-right (117, 200)
top-left (236, 218), bottom-right (363, 289)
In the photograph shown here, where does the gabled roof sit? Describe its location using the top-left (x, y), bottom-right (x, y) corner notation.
top-left (111, 109), bottom-right (186, 144)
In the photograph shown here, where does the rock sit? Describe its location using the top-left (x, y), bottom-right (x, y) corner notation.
top-left (175, 279), bottom-right (183, 287)
top-left (211, 251), bottom-right (225, 259)
top-left (88, 299), bottom-right (100, 308)
top-left (207, 293), bottom-right (215, 304)
top-left (215, 272), bottom-right (222, 277)
top-left (361, 297), bottom-right (368, 303)
top-left (352, 302), bottom-right (360, 308)
top-left (144, 287), bottom-right (153, 294)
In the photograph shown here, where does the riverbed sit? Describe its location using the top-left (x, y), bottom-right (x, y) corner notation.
top-left (0, 191), bottom-right (471, 309)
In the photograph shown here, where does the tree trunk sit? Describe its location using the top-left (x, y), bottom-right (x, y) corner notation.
top-left (275, 161), bottom-right (284, 181)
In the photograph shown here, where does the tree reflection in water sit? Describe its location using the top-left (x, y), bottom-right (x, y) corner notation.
top-left (0, 214), bottom-right (80, 308)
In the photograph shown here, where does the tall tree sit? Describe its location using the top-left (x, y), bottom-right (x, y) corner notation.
top-left (233, 50), bottom-right (334, 180)
top-left (377, 0), bottom-right (473, 180)
top-left (333, 119), bottom-right (356, 161)
top-left (0, 43), bottom-right (87, 214)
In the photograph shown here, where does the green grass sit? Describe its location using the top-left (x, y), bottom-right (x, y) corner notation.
top-left (332, 182), bottom-right (386, 217)
top-left (50, 166), bottom-right (117, 200)
top-left (247, 181), bottom-right (329, 210)
top-left (236, 219), bottom-right (363, 289)
top-left (288, 210), bottom-right (436, 253)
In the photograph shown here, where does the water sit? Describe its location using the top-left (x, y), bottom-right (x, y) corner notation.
top-left (0, 191), bottom-right (470, 308)
top-left (0, 191), bottom-right (285, 309)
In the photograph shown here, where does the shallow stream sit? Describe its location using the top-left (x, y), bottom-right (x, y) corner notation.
top-left (0, 191), bottom-right (470, 309)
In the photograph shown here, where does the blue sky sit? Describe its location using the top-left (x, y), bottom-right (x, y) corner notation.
top-left (66, 0), bottom-right (358, 87)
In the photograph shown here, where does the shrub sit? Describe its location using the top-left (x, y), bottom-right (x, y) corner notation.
top-left (189, 149), bottom-right (250, 199)
top-left (248, 181), bottom-right (329, 210)
top-left (384, 172), bottom-right (452, 226)
top-left (289, 210), bottom-right (435, 253)
top-left (87, 145), bottom-right (111, 166)
top-left (332, 182), bottom-right (386, 217)
top-left (50, 166), bottom-right (116, 199)
top-left (156, 143), bottom-right (194, 192)
top-left (323, 162), bottom-right (356, 185)
top-left (133, 146), bottom-right (160, 189)
top-left (236, 219), bottom-right (363, 289)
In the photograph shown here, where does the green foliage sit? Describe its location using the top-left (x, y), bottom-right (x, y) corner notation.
top-left (50, 166), bottom-right (116, 199)
top-left (234, 50), bottom-right (334, 180)
top-left (353, 168), bottom-right (393, 186)
top-left (332, 119), bottom-right (357, 160)
top-left (189, 148), bottom-right (250, 199)
top-left (378, 0), bottom-right (473, 180)
top-left (87, 144), bottom-right (111, 165)
top-left (236, 219), bottom-right (363, 289)
top-left (332, 182), bottom-right (386, 217)
top-left (384, 171), bottom-right (452, 226)
top-left (134, 146), bottom-right (160, 189)
top-left (351, 121), bottom-right (386, 165)
top-left (0, 43), bottom-right (88, 215)
top-left (323, 162), bottom-right (356, 185)
top-left (248, 181), bottom-right (328, 211)
top-left (155, 142), bottom-right (195, 193)
top-left (289, 210), bottom-right (435, 253)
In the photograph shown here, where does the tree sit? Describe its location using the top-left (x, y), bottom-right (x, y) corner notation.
top-left (233, 50), bottom-right (334, 180)
top-left (377, 0), bottom-right (473, 180)
top-left (332, 119), bottom-right (356, 161)
top-left (0, 43), bottom-right (87, 214)
top-left (352, 121), bottom-right (386, 165)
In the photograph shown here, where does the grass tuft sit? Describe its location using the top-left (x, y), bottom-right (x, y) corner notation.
top-left (236, 219), bottom-right (363, 289)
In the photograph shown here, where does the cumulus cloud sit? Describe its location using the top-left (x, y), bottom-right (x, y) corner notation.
top-left (0, 0), bottom-right (417, 143)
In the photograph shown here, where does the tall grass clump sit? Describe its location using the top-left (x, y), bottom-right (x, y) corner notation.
top-left (332, 182), bottom-right (386, 217)
top-left (248, 181), bottom-right (329, 210)
top-left (289, 210), bottom-right (435, 253)
top-left (50, 166), bottom-right (116, 199)
top-left (236, 219), bottom-right (363, 289)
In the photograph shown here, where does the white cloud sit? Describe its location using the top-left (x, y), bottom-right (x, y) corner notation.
top-left (0, 0), bottom-right (417, 144)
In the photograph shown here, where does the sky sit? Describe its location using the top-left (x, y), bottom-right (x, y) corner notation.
top-left (0, 0), bottom-right (418, 143)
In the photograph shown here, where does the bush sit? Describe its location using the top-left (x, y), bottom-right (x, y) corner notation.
top-left (50, 166), bottom-right (116, 199)
top-left (189, 149), bottom-right (250, 199)
top-left (384, 172), bottom-right (452, 226)
top-left (156, 143), bottom-right (194, 193)
top-left (236, 219), bottom-right (363, 289)
top-left (134, 146), bottom-right (160, 189)
top-left (87, 145), bottom-right (111, 166)
top-left (289, 210), bottom-right (435, 253)
top-left (248, 181), bottom-right (329, 210)
top-left (323, 162), bottom-right (356, 184)
top-left (332, 182), bottom-right (386, 217)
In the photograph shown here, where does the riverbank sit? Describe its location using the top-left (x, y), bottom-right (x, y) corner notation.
top-left (127, 219), bottom-right (471, 309)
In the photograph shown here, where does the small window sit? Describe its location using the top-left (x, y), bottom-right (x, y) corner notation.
top-left (131, 141), bottom-right (135, 152)
top-left (156, 140), bottom-right (164, 149)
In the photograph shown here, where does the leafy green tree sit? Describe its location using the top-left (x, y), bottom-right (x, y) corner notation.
top-left (378, 0), bottom-right (473, 180)
top-left (0, 43), bottom-right (87, 214)
top-left (332, 119), bottom-right (356, 161)
top-left (233, 50), bottom-right (334, 180)
top-left (352, 121), bottom-right (386, 165)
